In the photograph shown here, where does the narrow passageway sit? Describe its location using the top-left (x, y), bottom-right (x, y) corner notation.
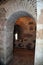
top-left (9, 16), bottom-right (36, 65)
top-left (13, 16), bottom-right (36, 49)
top-left (9, 48), bottom-right (34, 65)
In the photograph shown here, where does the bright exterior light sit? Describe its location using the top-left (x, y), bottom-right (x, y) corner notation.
top-left (15, 33), bottom-right (18, 40)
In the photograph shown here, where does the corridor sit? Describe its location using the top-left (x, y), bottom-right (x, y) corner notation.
top-left (9, 48), bottom-right (34, 65)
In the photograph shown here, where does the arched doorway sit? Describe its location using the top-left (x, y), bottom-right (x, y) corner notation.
top-left (13, 16), bottom-right (36, 50)
top-left (7, 11), bottom-right (36, 65)
top-left (13, 16), bottom-right (36, 65)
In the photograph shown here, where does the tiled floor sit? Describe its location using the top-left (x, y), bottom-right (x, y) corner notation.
top-left (9, 48), bottom-right (35, 65)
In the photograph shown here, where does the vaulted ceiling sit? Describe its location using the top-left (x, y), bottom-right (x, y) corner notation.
top-left (16, 16), bottom-right (36, 34)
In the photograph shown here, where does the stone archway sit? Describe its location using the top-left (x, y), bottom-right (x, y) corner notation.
top-left (2, 11), bottom-right (36, 65)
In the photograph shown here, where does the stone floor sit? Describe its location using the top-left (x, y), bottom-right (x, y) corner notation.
top-left (9, 48), bottom-right (35, 65)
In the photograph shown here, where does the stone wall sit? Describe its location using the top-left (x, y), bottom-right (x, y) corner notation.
top-left (0, 8), bottom-right (7, 64)
top-left (0, 0), bottom-right (37, 65)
